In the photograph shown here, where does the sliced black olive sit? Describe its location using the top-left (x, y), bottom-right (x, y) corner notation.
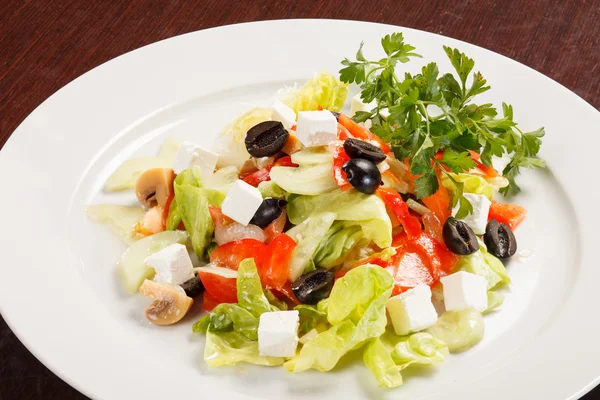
top-left (342, 158), bottom-right (381, 194)
top-left (343, 138), bottom-right (386, 164)
top-left (181, 274), bottom-right (204, 298)
top-left (291, 269), bottom-right (335, 304)
top-left (443, 217), bottom-right (480, 255)
top-left (250, 198), bottom-right (287, 229)
top-left (330, 111), bottom-right (340, 120)
top-left (484, 218), bottom-right (517, 258)
top-left (245, 121), bottom-right (289, 158)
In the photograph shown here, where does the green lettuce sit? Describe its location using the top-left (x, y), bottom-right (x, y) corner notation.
top-left (284, 265), bottom-right (393, 373)
top-left (426, 309), bottom-right (484, 353)
top-left (484, 290), bottom-right (504, 314)
top-left (286, 212), bottom-right (337, 281)
top-left (313, 221), bottom-right (368, 269)
top-left (387, 332), bottom-right (448, 368)
top-left (193, 258), bottom-right (284, 367)
top-left (441, 173), bottom-right (494, 200)
top-left (295, 304), bottom-right (328, 336)
top-left (170, 167), bottom-right (224, 257)
top-left (283, 71), bottom-right (349, 113)
top-left (363, 338), bottom-right (403, 388)
top-left (204, 331), bottom-right (284, 367)
top-left (287, 190), bottom-right (392, 248)
top-left (455, 240), bottom-right (511, 289)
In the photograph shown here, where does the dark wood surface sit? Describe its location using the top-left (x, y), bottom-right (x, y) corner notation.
top-left (0, 1), bottom-right (598, 399)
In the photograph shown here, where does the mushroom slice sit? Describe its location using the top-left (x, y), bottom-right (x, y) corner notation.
top-left (135, 168), bottom-right (175, 208)
top-left (139, 279), bottom-right (193, 326)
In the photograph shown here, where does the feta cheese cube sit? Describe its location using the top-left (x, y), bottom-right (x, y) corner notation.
top-left (441, 271), bottom-right (488, 312)
top-left (386, 285), bottom-right (438, 336)
top-left (452, 193), bottom-right (491, 235)
top-left (271, 100), bottom-right (296, 129)
top-left (258, 310), bottom-right (299, 357)
top-left (350, 94), bottom-right (376, 117)
top-left (172, 141), bottom-right (219, 178)
top-left (144, 243), bottom-right (194, 286)
top-left (296, 110), bottom-right (337, 147)
top-left (221, 180), bottom-right (263, 225)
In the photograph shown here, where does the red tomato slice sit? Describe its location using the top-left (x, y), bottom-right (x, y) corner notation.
top-left (338, 113), bottom-right (391, 153)
top-left (389, 251), bottom-right (435, 295)
top-left (273, 282), bottom-right (301, 305)
top-left (209, 239), bottom-right (268, 270)
top-left (202, 290), bottom-right (225, 312)
top-left (377, 187), bottom-right (422, 239)
top-left (264, 210), bottom-right (287, 244)
top-left (242, 167), bottom-right (271, 187)
top-left (488, 201), bottom-right (527, 230)
top-left (198, 266), bottom-right (238, 304)
top-left (274, 155), bottom-right (297, 168)
top-left (208, 205), bottom-right (234, 226)
top-left (260, 233), bottom-right (296, 290)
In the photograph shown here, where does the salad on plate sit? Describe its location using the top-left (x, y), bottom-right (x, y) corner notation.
top-left (86, 32), bottom-right (545, 388)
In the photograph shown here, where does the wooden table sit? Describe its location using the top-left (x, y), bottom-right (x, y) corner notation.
top-left (1, 1), bottom-right (598, 398)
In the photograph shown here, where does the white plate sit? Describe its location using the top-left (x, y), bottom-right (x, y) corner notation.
top-left (0, 19), bottom-right (599, 400)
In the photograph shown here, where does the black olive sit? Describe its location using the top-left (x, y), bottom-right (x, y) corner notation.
top-left (330, 111), bottom-right (340, 120)
top-left (250, 198), bottom-right (287, 229)
top-left (443, 217), bottom-right (480, 255)
top-left (343, 138), bottom-right (386, 164)
top-left (245, 121), bottom-right (289, 158)
top-left (400, 192), bottom-right (418, 203)
top-left (181, 274), bottom-right (204, 298)
top-left (484, 219), bottom-right (517, 258)
top-left (291, 269), bottom-right (335, 304)
top-left (342, 158), bottom-right (381, 194)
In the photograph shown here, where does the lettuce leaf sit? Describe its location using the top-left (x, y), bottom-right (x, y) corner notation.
top-left (484, 290), bottom-right (504, 314)
top-left (283, 71), bottom-right (349, 113)
top-left (455, 240), bottom-right (511, 289)
top-left (441, 173), bottom-right (494, 200)
top-left (388, 332), bottom-right (448, 368)
top-left (194, 258), bottom-right (284, 366)
top-left (287, 190), bottom-right (392, 248)
top-left (204, 331), bottom-right (284, 367)
top-left (313, 221), bottom-right (369, 269)
top-left (426, 309), bottom-right (484, 353)
top-left (363, 338), bottom-right (403, 388)
top-left (257, 180), bottom-right (286, 199)
top-left (286, 212), bottom-right (337, 281)
top-left (284, 265), bottom-right (393, 373)
top-left (295, 304), bottom-right (329, 336)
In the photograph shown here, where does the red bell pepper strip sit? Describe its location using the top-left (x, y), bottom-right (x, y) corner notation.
top-left (332, 142), bottom-right (353, 190)
top-left (338, 113), bottom-right (391, 153)
top-left (264, 210), bottom-right (287, 244)
top-left (421, 182), bottom-right (451, 223)
top-left (488, 201), bottom-right (527, 230)
top-left (377, 187), bottom-right (422, 239)
top-left (468, 150), bottom-right (499, 177)
top-left (337, 123), bottom-right (351, 140)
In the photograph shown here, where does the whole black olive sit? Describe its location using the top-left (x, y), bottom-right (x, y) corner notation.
top-left (484, 218), bottom-right (517, 258)
top-left (245, 121), bottom-right (289, 158)
top-left (291, 269), bottom-right (335, 304)
top-left (330, 111), bottom-right (340, 120)
top-left (250, 198), bottom-right (287, 229)
top-left (343, 138), bottom-right (386, 164)
top-left (342, 158), bottom-right (381, 194)
top-left (443, 217), bottom-right (480, 255)
top-left (181, 274), bottom-right (204, 298)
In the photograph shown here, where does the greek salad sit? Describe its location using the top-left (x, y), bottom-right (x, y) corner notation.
top-left (86, 32), bottom-right (545, 388)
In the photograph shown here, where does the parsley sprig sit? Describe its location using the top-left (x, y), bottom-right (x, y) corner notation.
top-left (339, 33), bottom-right (546, 217)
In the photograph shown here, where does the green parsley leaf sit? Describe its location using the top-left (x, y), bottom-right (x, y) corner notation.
top-left (441, 150), bottom-right (477, 173)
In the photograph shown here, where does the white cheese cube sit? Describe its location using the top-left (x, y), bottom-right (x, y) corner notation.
top-left (441, 271), bottom-right (488, 312)
top-left (350, 93), bottom-right (376, 117)
top-left (296, 110), bottom-right (337, 147)
top-left (386, 285), bottom-right (438, 336)
top-left (258, 310), bottom-right (299, 357)
top-left (172, 141), bottom-right (219, 178)
top-left (144, 243), bottom-right (194, 286)
top-left (452, 193), bottom-right (491, 235)
top-left (271, 100), bottom-right (296, 129)
top-left (221, 180), bottom-right (263, 225)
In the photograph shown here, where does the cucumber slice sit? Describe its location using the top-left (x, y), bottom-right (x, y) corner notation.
top-left (426, 308), bottom-right (484, 353)
top-left (119, 230), bottom-right (188, 293)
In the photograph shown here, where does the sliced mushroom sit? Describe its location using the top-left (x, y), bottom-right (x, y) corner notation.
top-left (135, 168), bottom-right (175, 208)
top-left (239, 158), bottom-right (259, 176)
top-left (138, 279), bottom-right (193, 326)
